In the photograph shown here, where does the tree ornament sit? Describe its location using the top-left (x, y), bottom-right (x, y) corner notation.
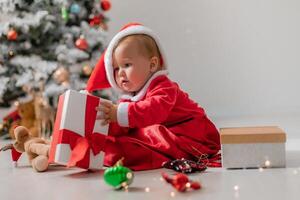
top-left (8, 50), bottom-right (15, 58)
top-left (75, 35), bottom-right (88, 51)
top-left (7, 29), bottom-right (18, 41)
top-left (161, 172), bottom-right (201, 192)
top-left (104, 158), bottom-right (134, 190)
top-left (53, 67), bottom-right (70, 86)
top-left (70, 3), bottom-right (81, 14)
top-left (61, 6), bottom-right (69, 21)
top-left (89, 14), bottom-right (103, 26)
top-left (101, 0), bottom-right (111, 11)
top-left (82, 65), bottom-right (93, 77)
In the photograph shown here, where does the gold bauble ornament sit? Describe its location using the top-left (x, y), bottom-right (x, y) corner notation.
top-left (53, 67), bottom-right (70, 85)
top-left (82, 65), bottom-right (92, 76)
top-left (8, 50), bottom-right (14, 58)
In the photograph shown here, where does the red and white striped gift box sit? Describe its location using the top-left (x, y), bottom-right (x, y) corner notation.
top-left (49, 90), bottom-right (110, 170)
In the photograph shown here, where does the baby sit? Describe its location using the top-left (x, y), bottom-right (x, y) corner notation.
top-left (86, 23), bottom-right (220, 170)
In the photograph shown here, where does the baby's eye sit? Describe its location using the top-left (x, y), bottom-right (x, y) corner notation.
top-left (124, 63), bottom-right (131, 68)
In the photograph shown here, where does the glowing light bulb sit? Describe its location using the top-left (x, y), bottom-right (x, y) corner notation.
top-left (234, 185), bottom-right (239, 191)
top-left (170, 192), bottom-right (176, 197)
top-left (14, 101), bottom-right (20, 107)
top-left (126, 172), bottom-right (133, 179)
top-left (265, 160), bottom-right (271, 167)
top-left (186, 182), bottom-right (191, 188)
top-left (121, 182), bottom-right (128, 191)
top-left (145, 187), bottom-right (150, 192)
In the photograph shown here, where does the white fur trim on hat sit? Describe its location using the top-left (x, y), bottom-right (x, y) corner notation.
top-left (104, 25), bottom-right (168, 93)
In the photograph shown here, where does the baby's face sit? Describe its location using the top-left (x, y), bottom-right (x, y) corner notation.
top-left (113, 39), bottom-right (155, 93)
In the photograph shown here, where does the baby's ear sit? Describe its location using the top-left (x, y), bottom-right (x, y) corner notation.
top-left (150, 56), bottom-right (159, 72)
top-left (14, 126), bottom-right (30, 143)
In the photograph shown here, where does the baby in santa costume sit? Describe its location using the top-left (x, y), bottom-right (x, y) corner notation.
top-left (86, 23), bottom-right (220, 170)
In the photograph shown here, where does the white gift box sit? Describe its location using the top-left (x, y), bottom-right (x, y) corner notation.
top-left (220, 126), bottom-right (286, 169)
top-left (49, 90), bottom-right (110, 170)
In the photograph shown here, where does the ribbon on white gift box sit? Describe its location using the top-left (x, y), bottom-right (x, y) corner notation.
top-left (49, 90), bottom-right (111, 169)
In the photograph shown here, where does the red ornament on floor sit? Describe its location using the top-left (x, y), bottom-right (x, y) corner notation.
top-left (7, 29), bottom-right (18, 41)
top-left (162, 172), bottom-right (201, 192)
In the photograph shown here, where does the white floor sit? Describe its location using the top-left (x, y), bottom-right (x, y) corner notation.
top-left (1, 108), bottom-right (300, 199)
top-left (0, 139), bottom-right (300, 200)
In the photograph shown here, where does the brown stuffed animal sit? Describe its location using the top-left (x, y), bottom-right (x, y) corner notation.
top-left (1, 126), bottom-right (50, 172)
top-left (34, 95), bottom-right (55, 139)
top-left (9, 100), bottom-right (39, 139)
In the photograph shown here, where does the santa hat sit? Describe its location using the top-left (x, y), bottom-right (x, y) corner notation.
top-left (86, 23), bottom-right (168, 92)
top-left (10, 126), bottom-right (23, 164)
top-left (11, 146), bottom-right (22, 166)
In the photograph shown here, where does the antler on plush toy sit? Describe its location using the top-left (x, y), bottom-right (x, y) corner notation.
top-left (0, 126), bottom-right (50, 172)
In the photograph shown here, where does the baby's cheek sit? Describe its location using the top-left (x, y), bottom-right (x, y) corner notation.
top-left (115, 77), bottom-right (121, 87)
top-left (114, 74), bottom-right (119, 83)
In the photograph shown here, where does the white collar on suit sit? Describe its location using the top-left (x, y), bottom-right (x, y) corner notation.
top-left (119, 70), bottom-right (169, 102)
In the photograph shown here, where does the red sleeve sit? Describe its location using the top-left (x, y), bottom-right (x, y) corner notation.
top-left (127, 83), bottom-right (178, 128)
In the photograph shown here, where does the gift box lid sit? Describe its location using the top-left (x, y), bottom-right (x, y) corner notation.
top-left (220, 126), bottom-right (286, 144)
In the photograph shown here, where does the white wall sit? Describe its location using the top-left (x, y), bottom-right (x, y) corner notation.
top-left (106, 0), bottom-right (300, 136)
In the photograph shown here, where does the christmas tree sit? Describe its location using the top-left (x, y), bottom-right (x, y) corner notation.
top-left (0, 0), bottom-right (112, 108)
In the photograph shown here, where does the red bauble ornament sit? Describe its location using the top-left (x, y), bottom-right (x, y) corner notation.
top-left (7, 29), bottom-right (18, 41)
top-left (161, 172), bottom-right (201, 192)
top-left (75, 36), bottom-right (88, 50)
top-left (89, 14), bottom-right (103, 26)
top-left (190, 182), bottom-right (201, 190)
top-left (173, 173), bottom-right (189, 192)
top-left (101, 0), bottom-right (111, 11)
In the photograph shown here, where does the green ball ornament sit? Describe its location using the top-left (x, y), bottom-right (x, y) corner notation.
top-left (104, 160), bottom-right (134, 190)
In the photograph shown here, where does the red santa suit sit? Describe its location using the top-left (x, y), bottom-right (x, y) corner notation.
top-left (86, 23), bottom-right (220, 170)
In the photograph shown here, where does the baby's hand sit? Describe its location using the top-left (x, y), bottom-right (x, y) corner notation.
top-left (96, 101), bottom-right (118, 126)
